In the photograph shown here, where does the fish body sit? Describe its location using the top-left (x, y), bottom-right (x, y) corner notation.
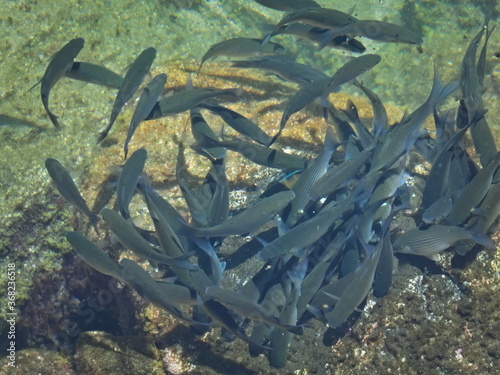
top-left (65, 61), bottom-right (123, 89)
top-left (66, 231), bottom-right (123, 281)
top-left (322, 20), bottom-right (423, 45)
top-left (194, 133), bottom-right (306, 170)
top-left (253, 0), bottom-right (321, 11)
top-left (120, 258), bottom-right (205, 329)
top-left (190, 190), bottom-right (295, 238)
top-left (124, 73), bottom-right (166, 158)
top-left (98, 47), bottom-right (156, 142)
top-left (393, 224), bottom-right (494, 260)
top-left (147, 87), bottom-right (243, 120)
top-left (199, 37), bottom-right (284, 72)
top-left (45, 158), bottom-right (99, 233)
top-left (100, 208), bottom-right (197, 270)
top-left (117, 148), bottom-right (148, 219)
top-left (231, 55), bottom-right (328, 85)
top-left (34, 38), bottom-right (85, 129)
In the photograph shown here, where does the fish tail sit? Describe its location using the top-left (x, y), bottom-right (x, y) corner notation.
top-left (428, 66), bottom-right (459, 107)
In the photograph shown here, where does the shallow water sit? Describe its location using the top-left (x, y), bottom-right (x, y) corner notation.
top-left (0, 1), bottom-right (498, 374)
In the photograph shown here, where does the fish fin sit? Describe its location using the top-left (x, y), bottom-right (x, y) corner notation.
top-left (26, 79), bottom-right (42, 94)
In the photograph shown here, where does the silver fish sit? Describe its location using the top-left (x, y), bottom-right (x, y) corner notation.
top-left (124, 74), bottom-right (167, 159)
top-left (100, 208), bottom-right (197, 270)
top-left (199, 37), bottom-right (285, 73)
top-left (65, 231), bottom-right (123, 281)
top-left (120, 258), bottom-right (205, 329)
top-left (30, 38), bottom-right (85, 129)
top-left (117, 148), bottom-right (147, 220)
top-left (189, 190), bottom-right (295, 238)
top-left (45, 158), bottom-right (99, 234)
top-left (98, 47), bottom-right (156, 143)
top-left (65, 61), bottom-right (123, 89)
top-left (393, 224), bottom-right (494, 260)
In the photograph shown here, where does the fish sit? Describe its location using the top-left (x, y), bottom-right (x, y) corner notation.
top-left (119, 258), bottom-right (206, 329)
top-left (100, 208), bottom-right (198, 270)
top-left (117, 148), bottom-right (148, 220)
top-left (446, 151), bottom-right (500, 226)
top-left (65, 231), bottom-right (123, 281)
top-left (29, 38), bottom-right (85, 129)
top-left (190, 107), bottom-right (226, 159)
top-left (260, 23), bottom-right (366, 53)
top-left (269, 260), bottom-right (307, 368)
top-left (124, 73), bottom-right (166, 159)
top-left (259, 193), bottom-right (357, 261)
top-left (198, 37), bottom-right (285, 73)
top-left (193, 132), bottom-right (307, 170)
top-left (187, 190), bottom-right (295, 238)
top-left (318, 20), bottom-right (423, 46)
top-left (272, 54), bottom-right (380, 145)
top-left (231, 55), bottom-right (328, 85)
top-left (200, 103), bottom-right (273, 146)
top-left (262, 7), bottom-right (357, 45)
top-left (97, 47), bottom-right (157, 143)
top-left (192, 270), bottom-right (271, 350)
top-left (253, 0), bottom-right (321, 12)
top-left (322, 236), bottom-right (384, 328)
top-left (65, 61), bottom-right (123, 89)
top-left (146, 87), bottom-right (243, 120)
top-left (286, 125), bottom-right (339, 226)
top-left (45, 157), bottom-right (100, 234)
top-left (393, 224), bottom-right (494, 260)
top-left (353, 79), bottom-right (389, 137)
top-left (205, 286), bottom-right (303, 334)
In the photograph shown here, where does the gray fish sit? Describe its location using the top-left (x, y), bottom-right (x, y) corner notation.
top-left (460, 17), bottom-right (497, 167)
top-left (200, 103), bottom-right (273, 146)
top-left (263, 23), bottom-right (366, 53)
top-left (205, 286), bottom-right (303, 335)
top-left (65, 231), bottom-right (123, 281)
top-left (147, 87), bottom-right (243, 120)
top-left (393, 224), bottom-right (494, 260)
top-left (259, 192), bottom-right (357, 261)
top-left (322, 236), bottom-right (383, 328)
top-left (190, 107), bottom-right (226, 159)
top-left (286, 125), bottom-right (339, 226)
top-left (353, 79), bottom-right (389, 137)
top-left (273, 54), bottom-right (380, 145)
top-left (320, 20), bottom-right (423, 45)
top-left (308, 143), bottom-right (375, 202)
top-left (30, 38), bottom-right (85, 129)
top-left (205, 156), bottom-right (230, 227)
top-left (175, 142), bottom-right (209, 227)
top-left (120, 258), bottom-right (206, 329)
top-left (231, 55), bottom-right (328, 85)
top-left (253, 0), bottom-right (321, 12)
top-left (124, 73), bottom-right (167, 159)
top-left (188, 190), bottom-right (295, 238)
top-left (100, 208), bottom-right (197, 270)
top-left (98, 47), bottom-right (156, 143)
top-left (65, 61), bottom-right (123, 89)
top-left (191, 270), bottom-right (270, 350)
top-left (117, 148), bottom-right (147, 220)
top-left (446, 151), bottom-right (500, 226)
top-left (269, 261), bottom-right (307, 368)
top-left (193, 133), bottom-right (306, 170)
top-left (45, 158), bottom-right (99, 234)
top-left (199, 37), bottom-right (285, 73)
top-left (263, 7), bottom-right (357, 45)
top-left (371, 67), bottom-right (458, 171)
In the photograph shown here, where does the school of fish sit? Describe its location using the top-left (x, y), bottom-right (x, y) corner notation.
top-left (40, 1), bottom-right (498, 369)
